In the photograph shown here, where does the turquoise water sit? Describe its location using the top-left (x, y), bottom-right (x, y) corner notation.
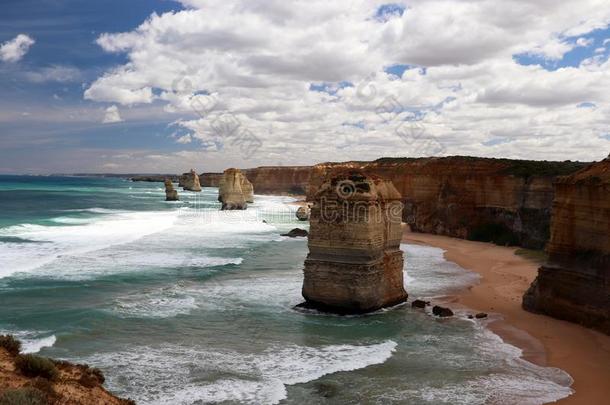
top-left (0, 176), bottom-right (573, 404)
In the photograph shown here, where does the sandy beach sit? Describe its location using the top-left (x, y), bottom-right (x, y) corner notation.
top-left (403, 231), bottom-right (610, 404)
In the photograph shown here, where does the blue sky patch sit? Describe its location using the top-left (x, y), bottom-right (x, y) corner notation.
top-left (577, 102), bottom-right (596, 108)
top-left (514, 26), bottom-right (610, 70)
top-left (309, 81), bottom-right (353, 95)
top-left (375, 4), bottom-right (406, 22)
top-left (383, 64), bottom-right (427, 78)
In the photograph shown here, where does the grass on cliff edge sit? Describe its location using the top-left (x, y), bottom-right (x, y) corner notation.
top-left (0, 335), bottom-right (21, 356)
top-left (15, 354), bottom-right (59, 380)
top-left (0, 388), bottom-right (47, 405)
top-left (515, 248), bottom-right (548, 264)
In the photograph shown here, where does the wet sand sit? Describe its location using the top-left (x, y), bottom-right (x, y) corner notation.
top-left (403, 231), bottom-right (610, 405)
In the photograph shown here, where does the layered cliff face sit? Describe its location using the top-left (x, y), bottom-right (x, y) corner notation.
top-left (203, 157), bottom-right (585, 249)
top-left (308, 157), bottom-right (585, 249)
top-left (218, 168), bottom-right (252, 210)
top-left (180, 169), bottom-right (202, 192)
top-left (523, 159), bottom-right (610, 334)
top-left (302, 170), bottom-right (408, 314)
top-left (164, 179), bottom-right (179, 201)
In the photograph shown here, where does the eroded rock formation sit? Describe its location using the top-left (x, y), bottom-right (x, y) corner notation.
top-left (301, 170), bottom-right (408, 314)
top-left (523, 158), bottom-right (610, 334)
top-left (180, 169), bottom-right (202, 192)
top-left (308, 158), bottom-right (587, 249)
top-left (218, 168), bottom-right (253, 210)
top-left (164, 179), bottom-right (179, 201)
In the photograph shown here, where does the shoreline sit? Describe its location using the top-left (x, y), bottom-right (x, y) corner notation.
top-left (402, 231), bottom-right (610, 404)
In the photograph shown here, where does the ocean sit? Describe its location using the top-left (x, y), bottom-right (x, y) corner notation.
top-left (0, 175), bottom-right (573, 404)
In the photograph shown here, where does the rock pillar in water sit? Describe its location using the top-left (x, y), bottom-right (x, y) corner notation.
top-left (164, 179), bottom-right (179, 201)
top-left (523, 158), bottom-right (610, 334)
top-left (301, 170), bottom-right (408, 314)
top-left (218, 168), bottom-right (254, 210)
top-left (181, 169), bottom-right (202, 192)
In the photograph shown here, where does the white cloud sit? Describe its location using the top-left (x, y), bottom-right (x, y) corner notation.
top-left (576, 37), bottom-right (594, 47)
top-left (102, 105), bottom-right (123, 124)
top-left (24, 65), bottom-right (82, 83)
top-left (83, 0), bottom-right (610, 165)
top-left (0, 34), bottom-right (35, 63)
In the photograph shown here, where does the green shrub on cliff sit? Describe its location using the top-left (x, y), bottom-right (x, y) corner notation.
top-left (0, 387), bottom-right (47, 405)
top-left (15, 354), bottom-right (59, 380)
top-left (0, 335), bottom-right (22, 356)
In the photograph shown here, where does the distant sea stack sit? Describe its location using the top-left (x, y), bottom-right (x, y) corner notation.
top-left (523, 158), bottom-right (610, 334)
top-left (218, 168), bottom-right (254, 210)
top-left (164, 179), bottom-right (179, 201)
top-left (180, 169), bottom-right (202, 192)
top-left (301, 170), bottom-right (408, 314)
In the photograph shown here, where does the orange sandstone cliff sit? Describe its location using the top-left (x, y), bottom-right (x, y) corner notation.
top-left (201, 157), bottom-right (586, 249)
top-left (523, 158), bottom-right (610, 334)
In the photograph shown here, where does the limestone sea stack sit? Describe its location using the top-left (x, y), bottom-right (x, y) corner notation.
top-left (180, 169), bottom-right (202, 192)
top-left (301, 170), bottom-right (408, 314)
top-left (164, 179), bottom-right (179, 201)
top-left (218, 168), bottom-right (254, 210)
top-left (523, 158), bottom-right (610, 334)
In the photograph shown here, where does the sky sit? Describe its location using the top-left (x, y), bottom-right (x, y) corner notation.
top-left (1, 0), bottom-right (609, 174)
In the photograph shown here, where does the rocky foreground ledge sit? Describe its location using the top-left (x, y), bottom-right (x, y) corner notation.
top-left (0, 335), bottom-right (132, 405)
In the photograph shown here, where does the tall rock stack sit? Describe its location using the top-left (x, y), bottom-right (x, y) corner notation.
top-left (301, 170), bottom-right (408, 314)
top-left (164, 179), bottom-right (179, 201)
top-left (218, 168), bottom-right (254, 210)
top-left (523, 158), bottom-right (610, 334)
top-left (180, 169), bottom-right (202, 192)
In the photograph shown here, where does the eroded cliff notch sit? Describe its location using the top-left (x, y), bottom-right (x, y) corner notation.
top-left (218, 168), bottom-right (254, 210)
top-left (523, 159), bottom-right (610, 334)
top-left (301, 170), bottom-right (408, 314)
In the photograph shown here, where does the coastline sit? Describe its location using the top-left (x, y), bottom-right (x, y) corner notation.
top-left (402, 231), bottom-right (610, 405)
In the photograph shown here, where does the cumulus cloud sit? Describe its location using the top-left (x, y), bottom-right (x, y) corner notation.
top-left (84, 0), bottom-right (610, 164)
top-left (0, 34), bottom-right (35, 63)
top-left (102, 105), bottom-right (123, 124)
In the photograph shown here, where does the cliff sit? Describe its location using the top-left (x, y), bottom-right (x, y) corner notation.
top-left (218, 168), bottom-right (252, 210)
top-left (0, 336), bottom-right (132, 405)
top-left (523, 159), bottom-right (610, 334)
top-left (179, 169), bottom-right (202, 192)
top-left (201, 166), bottom-right (312, 195)
top-left (301, 170), bottom-right (408, 314)
top-left (307, 157), bottom-right (586, 249)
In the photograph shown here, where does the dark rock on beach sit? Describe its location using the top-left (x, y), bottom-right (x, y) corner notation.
top-left (411, 299), bottom-right (430, 309)
top-left (432, 306), bottom-right (454, 317)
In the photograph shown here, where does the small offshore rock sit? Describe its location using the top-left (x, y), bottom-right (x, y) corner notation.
top-left (468, 314), bottom-right (474, 319)
top-left (411, 299), bottom-right (429, 309)
top-left (295, 206), bottom-right (310, 221)
top-left (432, 305), bottom-right (454, 317)
top-left (475, 312), bottom-right (488, 319)
top-left (281, 228), bottom-right (308, 238)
